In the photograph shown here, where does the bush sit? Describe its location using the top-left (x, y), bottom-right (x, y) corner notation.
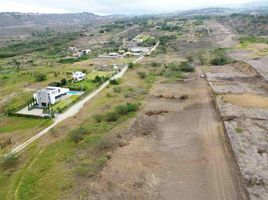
top-left (126, 103), bottom-right (139, 112)
top-left (128, 62), bottom-right (134, 69)
top-left (110, 79), bottom-right (120, 85)
top-left (1, 153), bottom-right (18, 167)
top-left (151, 62), bottom-right (161, 67)
top-left (115, 105), bottom-right (129, 115)
top-left (60, 78), bottom-right (67, 86)
top-left (34, 73), bottom-right (47, 82)
top-left (104, 111), bottom-right (120, 122)
top-left (49, 81), bottom-right (61, 87)
top-left (69, 127), bottom-right (87, 143)
top-left (137, 71), bottom-right (147, 79)
top-left (113, 87), bottom-right (121, 93)
top-left (210, 55), bottom-right (231, 66)
top-left (93, 114), bottom-right (103, 123)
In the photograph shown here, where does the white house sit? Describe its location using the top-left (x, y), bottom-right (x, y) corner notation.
top-left (82, 49), bottom-right (91, 55)
top-left (34, 87), bottom-right (70, 107)
top-left (72, 71), bottom-right (86, 82)
top-left (109, 52), bottom-right (119, 57)
top-left (130, 47), bottom-right (150, 54)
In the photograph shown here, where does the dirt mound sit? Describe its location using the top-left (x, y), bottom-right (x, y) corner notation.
top-left (145, 110), bottom-right (168, 116)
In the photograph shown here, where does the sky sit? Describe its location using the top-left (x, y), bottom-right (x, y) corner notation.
top-left (0, 0), bottom-right (256, 15)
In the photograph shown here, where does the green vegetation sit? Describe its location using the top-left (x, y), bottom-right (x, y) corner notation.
top-left (137, 71), bottom-right (147, 79)
top-left (0, 153), bottom-right (19, 168)
top-left (210, 55), bottom-right (232, 66)
top-left (58, 55), bottom-right (92, 64)
top-left (69, 127), bottom-right (88, 143)
top-left (4, 92), bottom-right (33, 114)
top-left (0, 117), bottom-right (52, 133)
top-left (51, 95), bottom-right (80, 113)
top-left (0, 32), bottom-right (79, 58)
top-left (109, 79), bottom-right (120, 85)
top-left (93, 103), bottom-right (139, 123)
top-left (34, 73), bottom-right (47, 82)
top-left (66, 80), bottom-right (97, 91)
top-left (162, 61), bottom-right (194, 79)
top-left (235, 127), bottom-right (243, 134)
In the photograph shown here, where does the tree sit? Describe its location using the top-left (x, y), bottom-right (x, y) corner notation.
top-left (60, 78), bottom-right (67, 86)
top-left (34, 73), bottom-right (47, 82)
top-left (13, 59), bottom-right (21, 70)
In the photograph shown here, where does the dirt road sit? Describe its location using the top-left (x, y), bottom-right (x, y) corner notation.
top-left (206, 20), bottom-right (237, 48)
top-left (87, 67), bottom-right (248, 200)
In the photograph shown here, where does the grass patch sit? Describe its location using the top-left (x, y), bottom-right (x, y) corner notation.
top-left (0, 117), bottom-right (52, 133)
top-left (235, 128), bottom-right (243, 134)
top-left (66, 80), bottom-right (97, 92)
top-left (51, 95), bottom-right (80, 113)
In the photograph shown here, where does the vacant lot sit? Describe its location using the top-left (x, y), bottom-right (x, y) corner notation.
top-left (222, 93), bottom-right (268, 109)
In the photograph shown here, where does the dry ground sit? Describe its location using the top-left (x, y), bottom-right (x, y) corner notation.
top-left (84, 67), bottom-right (248, 200)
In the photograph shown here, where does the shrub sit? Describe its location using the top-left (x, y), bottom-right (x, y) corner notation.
top-left (113, 87), bottom-right (121, 93)
top-left (235, 128), bottom-right (243, 133)
top-left (210, 55), bottom-right (231, 66)
top-left (110, 79), bottom-right (120, 85)
top-left (60, 78), bottom-right (67, 86)
top-left (180, 65), bottom-right (194, 72)
top-left (93, 114), bottom-right (103, 123)
top-left (69, 127), bottom-right (87, 143)
top-left (104, 111), bottom-right (120, 122)
top-left (128, 62), bottom-right (134, 69)
top-left (1, 153), bottom-right (18, 167)
top-left (151, 62), bottom-right (161, 67)
top-left (34, 73), bottom-right (47, 82)
top-left (126, 103), bottom-right (139, 112)
top-left (137, 71), bottom-right (147, 79)
top-left (115, 105), bottom-right (129, 115)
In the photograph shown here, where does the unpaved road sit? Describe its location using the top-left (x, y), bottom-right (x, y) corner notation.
top-left (87, 67), bottom-right (248, 200)
top-left (206, 20), bottom-right (237, 48)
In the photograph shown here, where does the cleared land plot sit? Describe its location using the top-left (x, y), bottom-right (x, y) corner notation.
top-left (222, 93), bottom-right (268, 109)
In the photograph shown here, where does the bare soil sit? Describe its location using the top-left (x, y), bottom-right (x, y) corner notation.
top-left (84, 68), bottom-right (248, 200)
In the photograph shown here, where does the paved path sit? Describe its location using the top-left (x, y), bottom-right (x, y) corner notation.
top-left (10, 42), bottom-right (159, 154)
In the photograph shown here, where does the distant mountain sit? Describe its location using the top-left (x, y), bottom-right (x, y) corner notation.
top-left (0, 12), bottom-right (110, 27)
top-left (176, 7), bottom-right (234, 17)
top-left (242, 0), bottom-right (268, 8)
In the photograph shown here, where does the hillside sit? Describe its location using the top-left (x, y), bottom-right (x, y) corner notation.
top-left (0, 12), bottom-right (107, 27)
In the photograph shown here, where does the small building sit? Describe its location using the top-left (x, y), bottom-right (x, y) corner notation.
top-left (109, 52), bottom-right (119, 57)
top-left (130, 47), bottom-right (150, 54)
top-left (34, 87), bottom-right (69, 107)
top-left (72, 71), bottom-right (86, 82)
top-left (82, 49), bottom-right (91, 55)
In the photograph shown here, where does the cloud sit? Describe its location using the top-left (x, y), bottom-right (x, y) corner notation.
top-left (0, 0), bottom-right (254, 15)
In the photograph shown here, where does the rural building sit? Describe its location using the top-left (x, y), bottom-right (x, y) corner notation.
top-left (34, 87), bottom-right (70, 107)
top-left (72, 71), bottom-right (86, 82)
top-left (109, 52), bottom-right (119, 57)
top-left (130, 47), bottom-right (150, 54)
top-left (82, 49), bottom-right (91, 54)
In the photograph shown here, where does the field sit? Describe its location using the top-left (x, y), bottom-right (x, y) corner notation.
top-left (222, 93), bottom-right (268, 109)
